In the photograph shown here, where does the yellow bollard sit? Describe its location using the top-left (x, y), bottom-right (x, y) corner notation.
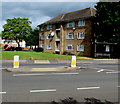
top-left (13, 55), bottom-right (19, 68)
top-left (71, 56), bottom-right (76, 67)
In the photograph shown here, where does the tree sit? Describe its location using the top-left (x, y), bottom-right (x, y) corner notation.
top-left (25, 27), bottom-right (39, 49)
top-left (2, 17), bottom-right (32, 47)
top-left (94, 2), bottom-right (120, 43)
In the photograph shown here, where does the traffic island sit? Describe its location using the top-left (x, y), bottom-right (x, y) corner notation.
top-left (4, 66), bottom-right (82, 72)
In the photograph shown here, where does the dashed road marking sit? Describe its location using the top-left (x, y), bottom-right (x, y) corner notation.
top-left (77, 87), bottom-right (100, 90)
top-left (0, 92), bottom-right (6, 94)
top-left (106, 71), bottom-right (120, 74)
top-left (30, 89), bottom-right (56, 93)
top-left (13, 72), bottom-right (79, 76)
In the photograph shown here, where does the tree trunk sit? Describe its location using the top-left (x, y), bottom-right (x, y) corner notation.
top-left (35, 45), bottom-right (36, 50)
top-left (17, 42), bottom-right (20, 47)
top-left (16, 39), bottom-right (20, 47)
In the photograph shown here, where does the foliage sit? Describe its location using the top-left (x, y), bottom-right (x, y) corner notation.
top-left (2, 17), bottom-right (32, 47)
top-left (25, 27), bottom-right (39, 47)
top-left (51, 97), bottom-right (114, 104)
top-left (63, 51), bottom-right (73, 55)
top-left (94, 2), bottom-right (120, 43)
top-left (34, 47), bottom-right (43, 52)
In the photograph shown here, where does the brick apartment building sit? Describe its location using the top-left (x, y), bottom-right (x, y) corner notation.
top-left (38, 7), bottom-right (96, 57)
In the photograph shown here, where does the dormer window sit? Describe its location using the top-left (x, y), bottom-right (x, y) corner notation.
top-left (78, 20), bottom-right (85, 26)
top-left (47, 25), bottom-right (52, 30)
top-left (66, 22), bottom-right (74, 28)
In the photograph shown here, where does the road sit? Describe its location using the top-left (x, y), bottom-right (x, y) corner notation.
top-left (1, 60), bottom-right (119, 103)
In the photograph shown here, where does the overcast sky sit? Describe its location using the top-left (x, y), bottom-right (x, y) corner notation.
top-left (1, 1), bottom-right (98, 31)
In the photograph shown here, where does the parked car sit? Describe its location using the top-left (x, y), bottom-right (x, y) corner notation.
top-left (4, 45), bottom-right (23, 51)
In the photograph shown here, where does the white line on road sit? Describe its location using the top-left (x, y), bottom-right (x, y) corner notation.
top-left (30, 89), bottom-right (56, 93)
top-left (13, 72), bottom-right (79, 76)
top-left (97, 69), bottom-right (105, 72)
top-left (117, 86), bottom-right (120, 88)
top-left (97, 69), bottom-right (115, 73)
top-left (77, 87), bottom-right (100, 90)
top-left (106, 71), bottom-right (120, 74)
top-left (0, 92), bottom-right (6, 94)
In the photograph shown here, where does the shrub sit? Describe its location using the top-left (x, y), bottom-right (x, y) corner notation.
top-left (63, 51), bottom-right (73, 55)
top-left (15, 47), bottom-right (23, 51)
top-left (34, 47), bottom-right (43, 52)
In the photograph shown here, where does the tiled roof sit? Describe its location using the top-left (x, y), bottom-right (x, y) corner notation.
top-left (40, 7), bottom-right (96, 25)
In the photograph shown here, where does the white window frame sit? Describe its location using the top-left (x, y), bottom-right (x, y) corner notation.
top-left (66, 22), bottom-right (74, 28)
top-left (46, 44), bottom-right (52, 49)
top-left (47, 25), bottom-right (52, 30)
top-left (77, 44), bottom-right (84, 52)
top-left (66, 33), bottom-right (74, 39)
top-left (66, 44), bottom-right (74, 51)
top-left (40, 44), bottom-right (44, 48)
top-left (40, 35), bottom-right (44, 40)
top-left (78, 20), bottom-right (85, 27)
top-left (77, 32), bottom-right (85, 39)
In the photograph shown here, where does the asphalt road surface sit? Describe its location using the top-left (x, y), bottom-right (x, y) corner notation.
top-left (1, 61), bottom-right (119, 103)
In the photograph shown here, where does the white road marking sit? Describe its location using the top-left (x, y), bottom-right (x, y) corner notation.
top-left (13, 72), bottom-right (79, 76)
top-left (97, 69), bottom-right (115, 73)
top-left (92, 68), bottom-right (101, 70)
top-left (34, 60), bottom-right (50, 64)
top-left (30, 89), bottom-right (56, 93)
top-left (77, 87), bottom-right (100, 90)
top-left (97, 69), bottom-right (105, 72)
top-left (117, 86), bottom-right (120, 87)
top-left (0, 92), bottom-right (6, 94)
top-left (106, 71), bottom-right (120, 74)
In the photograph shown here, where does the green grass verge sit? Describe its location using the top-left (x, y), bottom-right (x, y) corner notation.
top-left (2, 51), bottom-right (93, 60)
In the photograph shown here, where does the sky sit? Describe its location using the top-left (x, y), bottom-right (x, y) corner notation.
top-left (1, 0), bottom-right (98, 32)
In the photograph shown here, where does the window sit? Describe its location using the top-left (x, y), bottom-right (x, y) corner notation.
top-left (66, 33), bottom-right (74, 39)
top-left (46, 44), bottom-right (52, 49)
top-left (46, 34), bottom-right (52, 39)
top-left (77, 32), bottom-right (85, 39)
top-left (40, 27), bottom-right (44, 31)
top-left (77, 44), bottom-right (84, 51)
top-left (66, 44), bottom-right (74, 51)
top-left (40, 44), bottom-right (44, 48)
top-left (40, 35), bottom-right (44, 40)
top-left (47, 25), bottom-right (52, 30)
top-left (66, 22), bottom-right (74, 28)
top-left (78, 20), bottom-right (85, 26)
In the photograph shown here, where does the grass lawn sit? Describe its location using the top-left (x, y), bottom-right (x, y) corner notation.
top-left (2, 51), bottom-right (93, 60)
